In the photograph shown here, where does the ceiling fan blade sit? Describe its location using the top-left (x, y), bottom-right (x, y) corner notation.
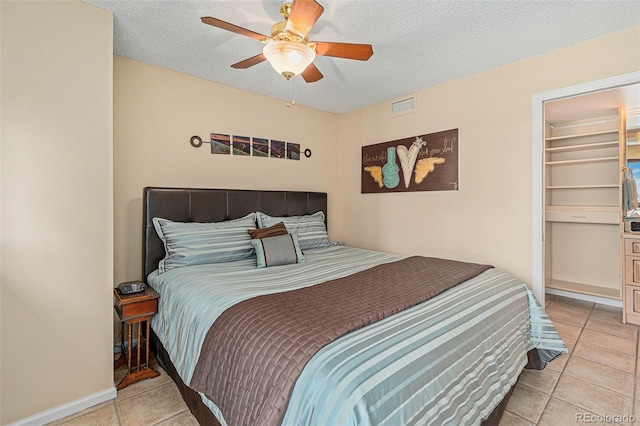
top-left (301, 63), bottom-right (323, 83)
top-left (285, 0), bottom-right (324, 38)
top-left (231, 53), bottom-right (266, 69)
top-left (315, 42), bottom-right (373, 61)
top-left (201, 17), bottom-right (266, 41)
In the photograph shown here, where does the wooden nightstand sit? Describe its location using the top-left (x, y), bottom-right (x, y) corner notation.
top-left (113, 285), bottom-right (160, 390)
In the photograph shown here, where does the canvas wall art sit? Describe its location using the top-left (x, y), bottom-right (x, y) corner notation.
top-left (361, 129), bottom-right (458, 193)
top-left (271, 140), bottom-right (286, 159)
top-left (211, 133), bottom-right (230, 155)
top-left (287, 143), bottom-right (300, 160)
top-left (232, 135), bottom-right (251, 155)
top-left (190, 134), bottom-right (302, 161)
top-left (252, 137), bottom-right (269, 157)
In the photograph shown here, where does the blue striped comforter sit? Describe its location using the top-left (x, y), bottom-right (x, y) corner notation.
top-left (149, 245), bottom-right (566, 425)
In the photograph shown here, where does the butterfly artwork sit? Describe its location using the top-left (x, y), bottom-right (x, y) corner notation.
top-left (414, 157), bottom-right (446, 184)
top-left (364, 166), bottom-right (384, 188)
top-left (361, 129), bottom-right (458, 193)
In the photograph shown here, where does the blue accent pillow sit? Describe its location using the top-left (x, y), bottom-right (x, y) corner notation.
top-left (153, 213), bottom-right (256, 273)
top-left (250, 233), bottom-right (305, 268)
top-left (256, 211), bottom-right (330, 251)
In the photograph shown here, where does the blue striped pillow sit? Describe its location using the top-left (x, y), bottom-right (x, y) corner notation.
top-left (153, 213), bottom-right (256, 273)
top-left (250, 233), bottom-right (305, 268)
top-left (256, 211), bottom-right (330, 250)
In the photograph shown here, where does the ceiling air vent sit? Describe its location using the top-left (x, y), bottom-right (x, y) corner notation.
top-left (391, 94), bottom-right (416, 117)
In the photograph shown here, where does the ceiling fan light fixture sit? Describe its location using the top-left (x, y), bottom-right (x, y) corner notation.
top-left (263, 40), bottom-right (316, 80)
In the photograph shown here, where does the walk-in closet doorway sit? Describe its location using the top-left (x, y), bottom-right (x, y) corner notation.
top-left (532, 72), bottom-right (640, 308)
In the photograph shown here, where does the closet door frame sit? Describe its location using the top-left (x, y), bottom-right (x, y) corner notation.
top-left (532, 71), bottom-right (640, 306)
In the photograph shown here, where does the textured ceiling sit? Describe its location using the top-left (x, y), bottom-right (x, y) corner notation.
top-left (83, 0), bottom-right (640, 114)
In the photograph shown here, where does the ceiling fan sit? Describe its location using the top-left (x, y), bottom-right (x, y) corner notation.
top-left (201, 0), bottom-right (373, 83)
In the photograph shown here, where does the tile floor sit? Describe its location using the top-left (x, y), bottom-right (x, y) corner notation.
top-left (501, 294), bottom-right (640, 426)
top-left (49, 294), bottom-right (639, 425)
top-left (48, 355), bottom-right (198, 426)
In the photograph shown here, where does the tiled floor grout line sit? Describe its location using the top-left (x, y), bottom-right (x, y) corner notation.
top-left (151, 408), bottom-right (191, 426)
top-left (504, 409), bottom-right (533, 425)
top-left (115, 380), bottom-right (170, 403)
top-left (114, 400), bottom-right (123, 426)
top-left (534, 300), bottom-right (594, 425)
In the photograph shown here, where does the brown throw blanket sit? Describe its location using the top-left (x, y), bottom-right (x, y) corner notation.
top-left (190, 256), bottom-right (492, 426)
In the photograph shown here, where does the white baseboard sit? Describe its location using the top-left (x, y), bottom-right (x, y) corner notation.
top-left (7, 387), bottom-right (117, 426)
top-left (546, 288), bottom-right (623, 308)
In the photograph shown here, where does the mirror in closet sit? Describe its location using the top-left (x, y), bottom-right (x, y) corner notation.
top-left (623, 110), bottom-right (640, 220)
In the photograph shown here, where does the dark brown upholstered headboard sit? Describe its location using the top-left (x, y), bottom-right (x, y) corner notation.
top-left (142, 187), bottom-right (328, 280)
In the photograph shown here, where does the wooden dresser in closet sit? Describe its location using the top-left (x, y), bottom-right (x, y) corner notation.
top-left (624, 235), bottom-right (640, 324)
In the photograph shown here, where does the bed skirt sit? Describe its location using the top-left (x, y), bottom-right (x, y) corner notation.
top-left (151, 330), bottom-right (517, 426)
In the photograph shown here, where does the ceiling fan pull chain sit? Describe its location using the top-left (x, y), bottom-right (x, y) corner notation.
top-left (287, 78), bottom-right (296, 107)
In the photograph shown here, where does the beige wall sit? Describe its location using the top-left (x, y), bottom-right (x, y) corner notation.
top-left (0, 1), bottom-right (637, 421)
top-left (113, 57), bottom-right (340, 284)
top-left (337, 26), bottom-right (640, 285)
top-left (1, 1), bottom-right (114, 423)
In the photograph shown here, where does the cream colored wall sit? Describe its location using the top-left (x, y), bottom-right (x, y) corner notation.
top-left (1, 1), bottom-right (113, 424)
top-left (113, 57), bottom-right (340, 283)
top-left (0, 6), bottom-right (634, 421)
top-left (338, 26), bottom-right (640, 285)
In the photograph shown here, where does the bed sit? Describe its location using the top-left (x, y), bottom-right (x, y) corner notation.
top-left (142, 186), bottom-right (566, 426)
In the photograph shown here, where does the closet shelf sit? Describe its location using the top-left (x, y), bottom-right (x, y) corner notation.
top-left (546, 279), bottom-right (620, 300)
top-left (545, 156), bottom-right (618, 165)
top-left (545, 206), bottom-right (619, 224)
top-left (546, 205), bottom-right (618, 213)
top-left (544, 109), bottom-right (622, 309)
top-left (545, 129), bottom-right (618, 141)
top-left (545, 184), bottom-right (619, 189)
top-left (544, 141), bottom-right (618, 152)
